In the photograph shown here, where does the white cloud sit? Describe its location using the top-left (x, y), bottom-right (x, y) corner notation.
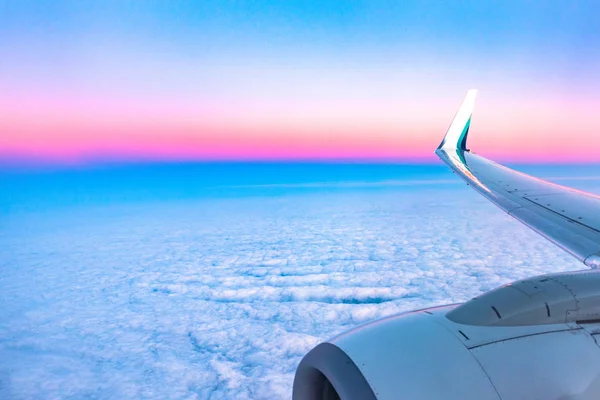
top-left (1, 177), bottom-right (596, 399)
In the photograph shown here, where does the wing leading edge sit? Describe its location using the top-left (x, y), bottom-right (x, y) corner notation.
top-left (435, 91), bottom-right (600, 268)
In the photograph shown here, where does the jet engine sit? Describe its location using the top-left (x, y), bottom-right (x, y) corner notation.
top-left (293, 270), bottom-right (600, 399)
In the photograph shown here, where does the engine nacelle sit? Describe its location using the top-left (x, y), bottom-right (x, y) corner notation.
top-left (293, 270), bottom-right (600, 399)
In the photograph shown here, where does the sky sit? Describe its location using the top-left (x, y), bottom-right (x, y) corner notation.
top-left (1, 0), bottom-right (600, 164)
top-left (3, 3), bottom-right (600, 397)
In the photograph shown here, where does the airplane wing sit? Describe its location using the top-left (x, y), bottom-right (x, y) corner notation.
top-left (435, 90), bottom-right (600, 268)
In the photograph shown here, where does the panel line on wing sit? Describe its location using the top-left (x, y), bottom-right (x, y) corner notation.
top-left (521, 197), bottom-right (600, 235)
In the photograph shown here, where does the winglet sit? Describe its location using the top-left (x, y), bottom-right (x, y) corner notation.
top-left (437, 90), bottom-right (478, 151)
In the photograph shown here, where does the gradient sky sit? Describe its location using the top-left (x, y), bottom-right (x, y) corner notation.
top-left (1, 0), bottom-right (600, 164)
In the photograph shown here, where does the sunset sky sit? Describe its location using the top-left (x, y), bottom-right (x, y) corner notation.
top-left (1, 1), bottom-right (600, 164)
top-left (3, 3), bottom-right (600, 398)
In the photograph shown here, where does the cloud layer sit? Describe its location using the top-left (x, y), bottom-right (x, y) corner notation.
top-left (1, 178), bottom-right (594, 399)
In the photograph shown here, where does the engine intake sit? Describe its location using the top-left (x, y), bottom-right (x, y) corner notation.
top-left (293, 343), bottom-right (375, 400)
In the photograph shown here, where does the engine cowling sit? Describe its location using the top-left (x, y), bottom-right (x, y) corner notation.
top-left (293, 271), bottom-right (600, 399)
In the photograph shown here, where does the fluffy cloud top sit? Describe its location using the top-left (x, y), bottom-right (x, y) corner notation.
top-left (1, 174), bottom-right (595, 399)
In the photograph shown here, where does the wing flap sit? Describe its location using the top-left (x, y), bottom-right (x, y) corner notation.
top-left (436, 91), bottom-right (600, 268)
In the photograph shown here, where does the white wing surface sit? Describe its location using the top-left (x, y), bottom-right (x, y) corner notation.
top-left (436, 91), bottom-right (600, 268)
